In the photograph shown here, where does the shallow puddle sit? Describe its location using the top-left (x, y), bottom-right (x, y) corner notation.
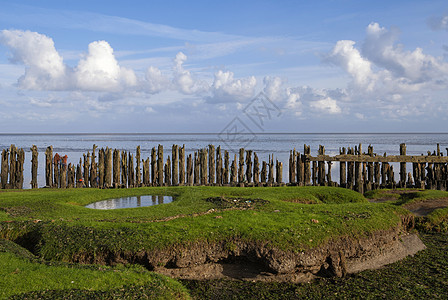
top-left (85, 195), bottom-right (173, 210)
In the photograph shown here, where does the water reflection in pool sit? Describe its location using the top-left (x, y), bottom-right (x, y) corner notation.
top-left (85, 195), bottom-right (173, 210)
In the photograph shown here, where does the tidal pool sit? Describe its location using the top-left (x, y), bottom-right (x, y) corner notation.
top-left (85, 195), bottom-right (173, 210)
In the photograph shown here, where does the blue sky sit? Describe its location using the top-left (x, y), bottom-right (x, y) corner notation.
top-left (0, 0), bottom-right (447, 133)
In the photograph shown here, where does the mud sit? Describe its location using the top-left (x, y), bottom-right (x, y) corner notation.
top-left (70, 227), bottom-right (426, 283)
top-left (404, 198), bottom-right (448, 217)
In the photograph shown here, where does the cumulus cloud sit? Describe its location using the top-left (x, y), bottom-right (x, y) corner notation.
top-left (285, 86), bottom-right (342, 115)
top-left (144, 66), bottom-right (170, 94)
top-left (75, 41), bottom-right (137, 91)
top-left (0, 29), bottom-right (68, 90)
top-left (208, 70), bottom-right (256, 102)
top-left (263, 76), bottom-right (284, 102)
top-left (172, 52), bottom-right (208, 94)
top-left (325, 22), bottom-right (448, 99)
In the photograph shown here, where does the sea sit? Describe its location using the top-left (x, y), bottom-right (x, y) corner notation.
top-left (1, 133), bottom-right (448, 189)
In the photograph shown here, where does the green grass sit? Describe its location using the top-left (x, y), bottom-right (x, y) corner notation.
top-left (365, 189), bottom-right (448, 206)
top-left (0, 186), bottom-right (403, 261)
top-left (0, 239), bottom-right (190, 299)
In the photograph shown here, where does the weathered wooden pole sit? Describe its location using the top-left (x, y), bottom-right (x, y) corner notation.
top-left (105, 148), bottom-right (113, 188)
top-left (179, 145), bottom-right (185, 185)
top-left (209, 145), bottom-right (215, 184)
top-left (355, 157), bottom-right (363, 193)
top-left (61, 156), bottom-right (67, 189)
top-left (76, 158), bottom-right (83, 188)
top-left (143, 158), bottom-right (150, 186)
top-left (399, 143), bottom-right (407, 187)
top-left (304, 145), bottom-right (311, 186)
top-left (9, 145), bottom-right (17, 188)
top-left (157, 145), bottom-right (164, 187)
top-left (339, 147), bottom-right (346, 188)
top-left (297, 152), bottom-right (304, 186)
top-left (98, 148), bottom-right (105, 188)
top-left (200, 148), bottom-right (208, 185)
top-left (128, 153), bottom-right (135, 188)
top-left (261, 161), bottom-right (267, 183)
top-left (172, 145), bottom-right (179, 186)
top-left (238, 148), bottom-right (245, 183)
top-left (246, 150), bottom-right (252, 184)
top-left (194, 151), bottom-right (199, 185)
top-left (223, 150), bottom-right (229, 185)
top-left (276, 160), bottom-right (283, 184)
top-left (113, 149), bottom-right (120, 187)
top-left (45, 146), bottom-right (53, 188)
top-left (90, 145), bottom-right (98, 188)
top-left (30, 145), bottom-right (38, 189)
top-left (1, 149), bottom-right (8, 189)
top-left (135, 146), bottom-right (141, 187)
top-left (318, 145), bottom-right (325, 185)
top-left (312, 161), bottom-right (317, 186)
top-left (268, 155), bottom-right (274, 184)
top-left (381, 162), bottom-right (387, 187)
top-left (186, 154), bottom-right (193, 185)
top-left (253, 152), bottom-right (260, 185)
top-left (420, 162), bottom-right (426, 190)
top-left (374, 162), bottom-right (380, 189)
top-left (83, 152), bottom-right (90, 187)
top-left (216, 146), bottom-right (222, 185)
top-left (230, 155), bottom-right (237, 184)
top-left (121, 151), bottom-right (128, 188)
top-left (289, 149), bottom-right (296, 184)
top-left (165, 156), bottom-right (171, 186)
top-left (327, 161), bottom-right (332, 185)
top-left (54, 153), bottom-right (61, 188)
top-left (151, 147), bottom-right (157, 186)
top-left (16, 148), bottom-right (24, 189)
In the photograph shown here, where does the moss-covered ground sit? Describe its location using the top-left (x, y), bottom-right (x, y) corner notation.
top-left (0, 186), bottom-right (447, 298)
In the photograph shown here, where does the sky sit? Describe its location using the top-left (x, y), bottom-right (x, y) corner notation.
top-left (0, 0), bottom-right (447, 133)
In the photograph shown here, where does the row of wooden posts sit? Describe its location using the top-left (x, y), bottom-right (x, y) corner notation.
top-left (2, 143), bottom-right (448, 192)
top-left (288, 143), bottom-right (448, 193)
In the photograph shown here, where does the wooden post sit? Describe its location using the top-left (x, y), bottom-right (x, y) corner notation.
top-left (355, 158), bottom-right (363, 193)
top-left (9, 145), bottom-right (17, 188)
top-left (420, 162), bottom-right (426, 190)
top-left (128, 153), bottom-right (134, 188)
top-left (261, 161), bottom-right (267, 183)
top-left (165, 156), bottom-right (171, 186)
top-left (98, 148), bottom-right (105, 188)
top-left (238, 148), bottom-right (245, 183)
top-left (289, 149), bottom-right (296, 184)
top-left (16, 148), bottom-right (24, 189)
top-left (61, 157), bottom-right (67, 189)
top-left (200, 148), bottom-right (208, 185)
top-left (297, 152), bottom-right (304, 186)
top-left (105, 148), bottom-right (113, 188)
top-left (83, 152), bottom-right (90, 188)
top-left (113, 149), bottom-right (120, 187)
top-left (374, 162), bottom-right (380, 189)
top-left (230, 155), bottom-right (237, 184)
top-left (179, 145), bottom-right (185, 185)
top-left (135, 146), bottom-right (141, 187)
top-left (151, 147), bottom-right (157, 186)
top-left (400, 143), bottom-right (406, 187)
top-left (347, 148), bottom-right (354, 189)
top-left (30, 145), bottom-right (38, 189)
top-left (318, 145), bottom-right (325, 185)
top-left (157, 145), bottom-right (163, 187)
top-left (268, 155), bottom-right (274, 184)
top-left (253, 152), bottom-right (260, 185)
top-left (90, 145), bottom-right (98, 188)
top-left (223, 150), bottom-right (229, 184)
top-left (143, 158), bottom-right (150, 186)
top-left (186, 154), bottom-right (193, 186)
top-left (209, 145), bottom-right (215, 184)
top-left (194, 151), bottom-right (199, 185)
top-left (246, 150), bottom-right (252, 184)
top-left (304, 145), bottom-right (311, 186)
top-left (172, 145), bottom-right (179, 185)
top-left (312, 161), bottom-right (317, 186)
top-left (216, 146), bottom-right (222, 185)
top-left (54, 153), bottom-right (60, 188)
top-left (276, 160), bottom-right (283, 184)
top-left (339, 147), bottom-right (346, 188)
top-left (121, 151), bottom-right (128, 188)
top-left (76, 159), bottom-right (83, 188)
top-left (1, 149), bottom-right (8, 189)
top-left (327, 161), bottom-right (332, 185)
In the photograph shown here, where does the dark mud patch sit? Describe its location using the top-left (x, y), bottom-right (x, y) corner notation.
top-left (404, 198), bottom-right (448, 216)
top-left (206, 197), bottom-right (268, 209)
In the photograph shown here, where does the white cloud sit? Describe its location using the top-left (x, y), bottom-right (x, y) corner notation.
top-left (75, 40), bottom-right (137, 91)
top-left (144, 66), bottom-right (170, 94)
top-left (309, 97), bottom-right (341, 114)
top-left (428, 13), bottom-right (448, 31)
top-left (208, 70), bottom-right (256, 103)
top-left (172, 52), bottom-right (208, 94)
top-left (0, 29), bottom-right (68, 90)
top-left (263, 76), bottom-right (284, 102)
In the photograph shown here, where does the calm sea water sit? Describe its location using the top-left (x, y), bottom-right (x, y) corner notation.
top-left (1, 133), bottom-right (447, 189)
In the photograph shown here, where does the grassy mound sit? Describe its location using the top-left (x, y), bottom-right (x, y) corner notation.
top-left (0, 239), bottom-right (190, 299)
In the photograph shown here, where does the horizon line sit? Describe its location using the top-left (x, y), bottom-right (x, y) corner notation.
top-left (1, 132), bottom-right (448, 135)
